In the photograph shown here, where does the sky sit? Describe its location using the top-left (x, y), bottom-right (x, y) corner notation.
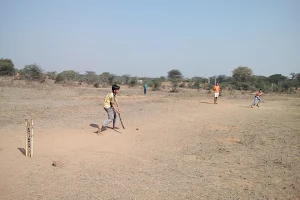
top-left (0, 0), bottom-right (299, 78)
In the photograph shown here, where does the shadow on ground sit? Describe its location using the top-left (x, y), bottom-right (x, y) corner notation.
top-left (90, 124), bottom-right (122, 134)
top-left (199, 101), bottom-right (214, 104)
top-left (238, 105), bottom-right (252, 108)
top-left (18, 148), bottom-right (26, 156)
top-left (90, 124), bottom-right (99, 128)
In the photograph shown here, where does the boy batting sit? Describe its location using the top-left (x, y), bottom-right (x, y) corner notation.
top-left (99, 85), bottom-right (121, 134)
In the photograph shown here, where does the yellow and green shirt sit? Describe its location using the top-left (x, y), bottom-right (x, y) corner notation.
top-left (104, 93), bottom-right (116, 108)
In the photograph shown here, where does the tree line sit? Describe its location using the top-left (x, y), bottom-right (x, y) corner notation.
top-left (0, 58), bottom-right (299, 93)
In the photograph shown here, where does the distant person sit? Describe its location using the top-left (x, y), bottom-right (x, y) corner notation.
top-left (213, 82), bottom-right (220, 104)
top-left (99, 85), bottom-right (121, 134)
top-left (143, 82), bottom-right (148, 95)
top-left (250, 89), bottom-right (263, 108)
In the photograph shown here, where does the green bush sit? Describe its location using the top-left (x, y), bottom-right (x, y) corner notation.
top-left (57, 70), bottom-right (79, 81)
top-left (55, 74), bottom-right (65, 83)
top-left (193, 80), bottom-right (201, 89)
top-left (0, 58), bottom-right (15, 76)
top-left (151, 79), bottom-right (161, 91)
top-left (93, 82), bottom-right (100, 88)
top-left (20, 64), bottom-right (43, 81)
top-left (129, 78), bottom-right (137, 87)
top-left (45, 71), bottom-right (57, 80)
top-left (168, 69), bottom-right (183, 92)
top-left (84, 71), bottom-right (99, 84)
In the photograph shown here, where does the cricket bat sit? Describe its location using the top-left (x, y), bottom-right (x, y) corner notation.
top-left (119, 114), bottom-right (125, 129)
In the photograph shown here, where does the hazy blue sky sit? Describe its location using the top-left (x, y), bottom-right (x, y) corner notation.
top-left (0, 0), bottom-right (299, 78)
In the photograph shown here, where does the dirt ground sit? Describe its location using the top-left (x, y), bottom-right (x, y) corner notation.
top-left (0, 80), bottom-right (299, 200)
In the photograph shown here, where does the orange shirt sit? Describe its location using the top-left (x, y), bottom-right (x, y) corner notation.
top-left (214, 85), bottom-right (220, 93)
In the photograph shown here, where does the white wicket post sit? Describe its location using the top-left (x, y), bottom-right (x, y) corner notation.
top-left (25, 119), bottom-right (34, 157)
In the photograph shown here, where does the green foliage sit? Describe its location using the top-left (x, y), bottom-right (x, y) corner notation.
top-left (296, 73), bottom-right (300, 81)
top-left (167, 69), bottom-right (183, 92)
top-left (93, 82), bottom-right (100, 88)
top-left (280, 80), bottom-right (290, 91)
top-left (20, 64), bottom-right (44, 81)
top-left (159, 76), bottom-right (166, 82)
top-left (84, 71), bottom-right (99, 84)
top-left (193, 79), bottom-right (201, 89)
top-left (179, 82), bottom-right (185, 88)
top-left (100, 72), bottom-right (110, 84)
top-left (190, 76), bottom-right (206, 89)
top-left (216, 75), bottom-right (229, 83)
top-left (269, 74), bottom-right (287, 85)
top-left (58, 70), bottom-right (79, 81)
top-left (55, 70), bottom-right (80, 83)
top-left (128, 77), bottom-right (137, 87)
top-left (45, 71), bottom-right (57, 80)
top-left (232, 66), bottom-right (253, 82)
top-left (231, 81), bottom-right (255, 91)
top-left (108, 74), bottom-right (115, 85)
top-left (290, 79), bottom-right (300, 88)
top-left (208, 77), bottom-right (215, 86)
top-left (290, 73), bottom-right (296, 80)
top-left (0, 58), bottom-right (15, 76)
top-left (55, 74), bottom-right (64, 83)
top-left (122, 74), bottom-right (131, 85)
top-left (151, 79), bottom-right (161, 91)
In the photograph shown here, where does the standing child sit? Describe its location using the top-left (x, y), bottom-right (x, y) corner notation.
top-left (250, 89), bottom-right (262, 108)
top-left (213, 82), bottom-right (220, 104)
top-left (143, 82), bottom-right (148, 95)
top-left (99, 85), bottom-right (121, 134)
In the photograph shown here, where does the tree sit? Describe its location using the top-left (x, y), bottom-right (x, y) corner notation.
top-left (296, 73), bottom-right (300, 82)
top-left (100, 72), bottom-right (111, 84)
top-left (151, 79), bottom-right (161, 91)
top-left (56, 70), bottom-right (79, 81)
top-left (128, 77), bottom-right (137, 87)
top-left (216, 75), bottom-right (229, 83)
top-left (167, 69), bottom-right (183, 92)
top-left (159, 76), bottom-right (166, 82)
top-left (122, 74), bottom-right (131, 85)
top-left (280, 80), bottom-right (290, 92)
top-left (290, 73), bottom-right (296, 80)
top-left (209, 76), bottom-right (217, 85)
top-left (191, 76), bottom-right (204, 89)
top-left (45, 71), bottom-right (57, 80)
top-left (269, 74), bottom-right (287, 85)
top-left (108, 74), bottom-right (115, 85)
top-left (55, 74), bottom-right (64, 83)
top-left (0, 58), bottom-right (15, 76)
top-left (232, 66), bottom-right (253, 82)
top-left (290, 79), bottom-right (299, 88)
top-left (84, 71), bottom-right (98, 84)
top-left (20, 64), bottom-right (43, 81)
top-left (253, 75), bottom-right (269, 91)
top-left (289, 73), bottom-right (300, 88)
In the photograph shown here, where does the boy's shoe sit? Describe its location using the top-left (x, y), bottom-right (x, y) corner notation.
top-left (256, 104), bottom-right (259, 107)
top-left (113, 127), bottom-right (120, 130)
top-left (250, 105), bottom-right (253, 108)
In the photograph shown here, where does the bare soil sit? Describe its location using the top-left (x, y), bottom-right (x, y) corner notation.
top-left (0, 80), bottom-right (299, 200)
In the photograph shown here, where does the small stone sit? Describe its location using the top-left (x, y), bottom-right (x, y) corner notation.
top-left (52, 160), bottom-right (64, 167)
